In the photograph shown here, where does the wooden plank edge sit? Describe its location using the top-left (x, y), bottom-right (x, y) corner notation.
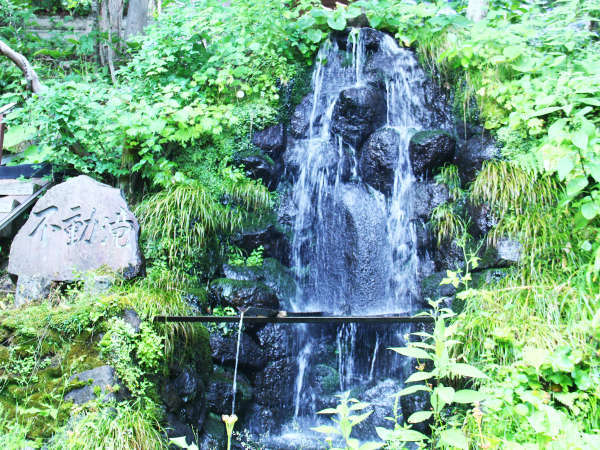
top-left (0, 181), bottom-right (52, 231)
top-left (153, 315), bottom-right (434, 324)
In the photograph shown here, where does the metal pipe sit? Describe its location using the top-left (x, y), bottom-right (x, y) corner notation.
top-left (153, 314), bottom-right (434, 324)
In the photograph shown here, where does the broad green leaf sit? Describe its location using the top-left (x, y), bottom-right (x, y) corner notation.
top-left (327, 15), bottom-right (346, 31)
top-left (358, 442), bottom-right (384, 450)
top-left (572, 130), bottom-right (589, 151)
top-left (2, 124), bottom-right (36, 149)
top-left (169, 437), bottom-right (190, 448)
top-left (522, 346), bottom-right (549, 370)
top-left (581, 200), bottom-right (600, 221)
top-left (407, 411), bottom-right (433, 424)
top-left (435, 385), bottom-right (455, 403)
top-left (306, 28), bottom-right (323, 43)
top-left (311, 425), bottom-right (340, 435)
top-left (556, 156), bottom-right (574, 180)
top-left (503, 46), bottom-right (522, 60)
top-left (349, 401), bottom-right (371, 411)
top-left (317, 408), bottom-right (338, 415)
top-left (453, 389), bottom-right (485, 403)
top-left (449, 363), bottom-right (488, 379)
top-left (529, 106), bottom-right (562, 118)
top-left (405, 371), bottom-right (435, 383)
top-left (566, 176), bottom-right (588, 198)
top-left (376, 427), bottom-right (427, 442)
top-left (389, 347), bottom-right (432, 360)
top-left (439, 428), bottom-right (469, 450)
top-left (397, 384), bottom-right (431, 397)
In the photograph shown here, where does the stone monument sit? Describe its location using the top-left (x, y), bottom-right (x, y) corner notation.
top-left (8, 175), bottom-right (143, 305)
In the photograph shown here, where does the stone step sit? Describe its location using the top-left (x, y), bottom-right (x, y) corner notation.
top-left (0, 179), bottom-right (41, 196)
top-left (0, 196), bottom-right (22, 213)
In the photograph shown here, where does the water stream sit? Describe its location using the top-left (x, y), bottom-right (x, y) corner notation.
top-left (231, 310), bottom-right (245, 416)
top-left (284, 28), bottom-right (446, 427)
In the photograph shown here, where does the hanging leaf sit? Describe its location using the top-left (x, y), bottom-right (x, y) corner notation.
top-left (405, 371), bottom-right (435, 383)
top-left (327, 14), bottom-right (347, 31)
top-left (556, 156), bottom-right (574, 181)
top-left (389, 347), bottom-right (432, 360)
top-left (449, 363), bottom-right (488, 379)
top-left (307, 28), bottom-right (323, 44)
top-left (311, 425), bottom-right (341, 435)
top-left (581, 199), bottom-right (600, 220)
top-left (453, 389), bottom-right (485, 404)
top-left (572, 130), bottom-right (589, 151)
top-left (376, 427), bottom-right (428, 442)
top-left (435, 385), bottom-right (455, 403)
top-left (439, 428), bottom-right (469, 450)
top-left (566, 176), bottom-right (588, 198)
top-left (396, 384), bottom-right (432, 397)
top-left (407, 411), bottom-right (433, 424)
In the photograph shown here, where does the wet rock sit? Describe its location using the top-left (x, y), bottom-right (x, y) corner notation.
top-left (468, 202), bottom-right (497, 238)
top-left (231, 224), bottom-right (290, 266)
top-left (205, 366), bottom-right (253, 414)
top-left (209, 332), bottom-right (266, 371)
top-left (455, 131), bottom-right (500, 182)
top-left (82, 273), bottom-right (115, 296)
top-left (162, 366), bottom-right (206, 435)
top-left (400, 388), bottom-right (431, 435)
top-left (8, 175), bottom-right (143, 282)
top-left (252, 358), bottom-right (295, 410)
top-left (122, 308), bottom-right (141, 333)
top-left (290, 95), bottom-right (320, 139)
top-left (223, 258), bottom-right (296, 306)
top-left (14, 275), bottom-right (52, 307)
top-left (420, 271), bottom-right (457, 303)
top-left (252, 123), bottom-right (285, 159)
top-left (479, 238), bottom-right (522, 268)
top-left (331, 86), bottom-right (387, 149)
top-left (358, 127), bottom-right (401, 195)
top-left (311, 364), bottom-right (340, 396)
top-left (414, 182), bottom-right (450, 220)
top-left (256, 323), bottom-right (289, 361)
top-left (433, 239), bottom-right (465, 271)
top-left (235, 151), bottom-right (279, 190)
top-left (409, 130), bottom-right (456, 179)
top-left (276, 185), bottom-right (297, 230)
top-left (209, 278), bottom-right (279, 310)
top-left (65, 366), bottom-right (123, 404)
top-left (198, 413), bottom-right (226, 450)
top-left (356, 379), bottom-right (398, 437)
top-left (361, 27), bottom-right (389, 52)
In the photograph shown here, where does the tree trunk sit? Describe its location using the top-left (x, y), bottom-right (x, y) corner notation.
top-left (125, 0), bottom-right (150, 40)
top-left (98, 0), bottom-right (124, 82)
top-left (0, 40), bottom-right (46, 94)
top-left (466, 0), bottom-right (489, 22)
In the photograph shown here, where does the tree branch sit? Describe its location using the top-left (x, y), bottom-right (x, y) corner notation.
top-left (0, 39), bottom-right (46, 94)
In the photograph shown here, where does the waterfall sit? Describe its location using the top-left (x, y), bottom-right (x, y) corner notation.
top-left (279, 27), bottom-right (447, 434)
top-left (231, 310), bottom-right (245, 415)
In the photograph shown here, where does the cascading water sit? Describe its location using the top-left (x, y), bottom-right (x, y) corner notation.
top-left (268, 27), bottom-right (450, 443)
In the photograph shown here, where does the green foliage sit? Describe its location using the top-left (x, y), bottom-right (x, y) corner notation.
top-left (312, 391), bottom-right (383, 450)
top-left (48, 401), bottom-right (166, 450)
top-left (429, 203), bottom-right (465, 245)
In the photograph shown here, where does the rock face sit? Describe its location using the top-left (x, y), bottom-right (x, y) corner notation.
top-left (358, 127), bottom-right (401, 195)
top-left (235, 152), bottom-right (279, 190)
top-left (455, 131), bottom-right (499, 181)
top-left (209, 332), bottom-right (266, 370)
top-left (331, 86), bottom-right (387, 149)
top-left (14, 275), bottom-right (52, 307)
top-left (8, 175), bottom-right (143, 284)
top-left (409, 130), bottom-right (456, 178)
top-left (231, 224), bottom-right (290, 266)
top-left (290, 95), bottom-right (319, 139)
top-left (252, 123), bottom-right (285, 159)
top-left (209, 278), bottom-right (279, 310)
top-left (413, 181), bottom-right (450, 220)
top-left (65, 365), bottom-right (123, 404)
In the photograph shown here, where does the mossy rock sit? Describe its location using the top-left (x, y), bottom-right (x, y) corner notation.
top-left (314, 364), bottom-right (340, 395)
top-left (209, 278), bottom-right (279, 310)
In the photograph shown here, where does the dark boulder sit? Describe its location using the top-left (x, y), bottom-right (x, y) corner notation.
top-left (478, 238), bottom-right (522, 269)
top-left (432, 239), bottom-right (465, 272)
top-left (413, 182), bottom-right (450, 220)
top-left (468, 202), bottom-right (497, 238)
top-left (361, 27), bottom-right (388, 53)
top-left (455, 131), bottom-right (500, 182)
top-left (331, 86), bottom-right (386, 149)
top-left (252, 123), bottom-right (285, 159)
top-left (409, 129), bottom-right (456, 179)
top-left (358, 127), bottom-right (400, 195)
top-left (209, 278), bottom-right (279, 310)
top-left (65, 366), bottom-right (124, 405)
top-left (205, 367), bottom-right (253, 414)
top-left (223, 258), bottom-right (296, 307)
top-left (235, 152), bottom-right (279, 190)
top-left (420, 271), bottom-right (457, 304)
top-left (400, 387), bottom-right (432, 435)
top-left (355, 379), bottom-right (398, 437)
top-left (122, 308), bottom-right (141, 333)
top-left (252, 358), bottom-right (295, 411)
top-left (231, 224), bottom-right (290, 266)
top-left (290, 94), bottom-right (321, 139)
top-left (256, 324), bottom-right (290, 361)
top-left (209, 332), bottom-right (266, 371)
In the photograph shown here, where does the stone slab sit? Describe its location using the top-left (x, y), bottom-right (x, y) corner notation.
top-left (8, 175), bottom-right (143, 281)
top-left (0, 196), bottom-right (23, 213)
top-left (0, 179), bottom-right (40, 196)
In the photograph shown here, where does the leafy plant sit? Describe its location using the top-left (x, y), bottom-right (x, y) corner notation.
top-left (312, 391), bottom-right (383, 450)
